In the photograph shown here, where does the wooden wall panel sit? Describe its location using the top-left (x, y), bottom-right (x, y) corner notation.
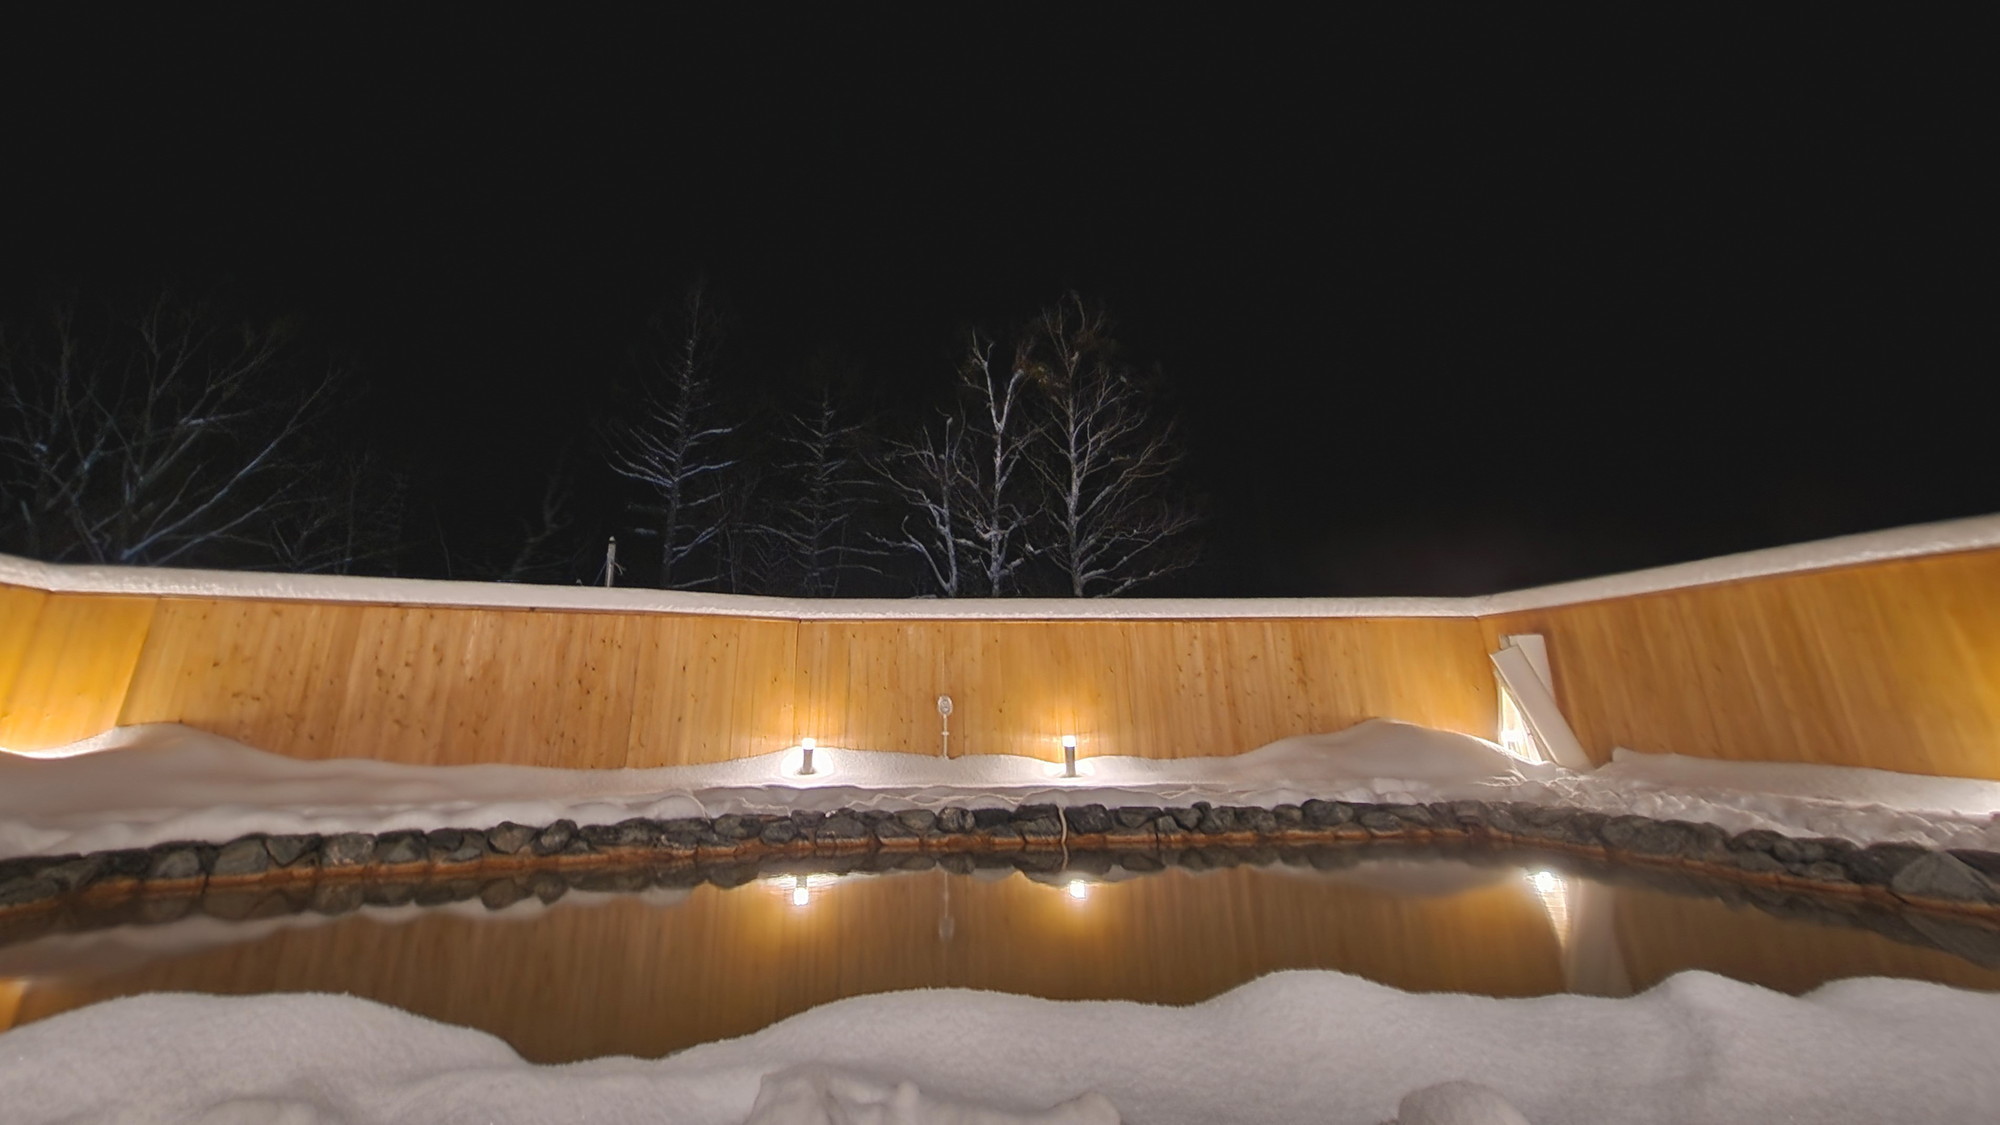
top-left (0, 593), bottom-right (155, 751)
top-left (436, 609), bottom-right (646, 770)
top-left (1482, 548), bottom-right (2000, 779)
top-left (9, 542), bottom-right (1994, 773)
top-left (625, 615), bottom-right (798, 767)
top-left (122, 599), bottom-right (365, 758)
top-left (0, 584), bottom-right (51, 719)
top-left (794, 617), bottom-right (1495, 762)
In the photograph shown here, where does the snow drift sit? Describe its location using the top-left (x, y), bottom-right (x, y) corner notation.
top-left (2, 969), bottom-right (1998, 1125)
top-left (7, 719), bottom-right (2000, 860)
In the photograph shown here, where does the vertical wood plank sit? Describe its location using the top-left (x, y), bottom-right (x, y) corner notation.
top-left (0, 594), bottom-right (155, 750)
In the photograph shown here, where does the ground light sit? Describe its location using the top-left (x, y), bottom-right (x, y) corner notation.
top-left (797, 737), bottom-right (816, 776)
top-left (1061, 734), bottom-right (1078, 778)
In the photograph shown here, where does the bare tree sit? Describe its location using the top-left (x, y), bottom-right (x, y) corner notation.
top-left (955, 329), bottom-right (1039, 595)
top-left (1022, 294), bottom-right (1200, 596)
top-left (267, 451), bottom-right (411, 575)
top-left (871, 414), bottom-right (970, 596)
top-left (0, 291), bottom-right (349, 569)
top-left (606, 282), bottom-right (739, 589)
top-left (759, 381), bottom-right (876, 596)
top-left (496, 458), bottom-right (579, 583)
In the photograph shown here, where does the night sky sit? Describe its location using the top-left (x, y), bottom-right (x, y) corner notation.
top-left (4, 12), bottom-right (1989, 595)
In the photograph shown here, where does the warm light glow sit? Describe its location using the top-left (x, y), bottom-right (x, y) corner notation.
top-left (1061, 734), bottom-right (1077, 750)
top-left (791, 876), bottom-right (810, 908)
top-left (1525, 869), bottom-right (1572, 946)
top-left (1497, 689), bottom-right (1546, 765)
top-left (1065, 879), bottom-right (1090, 901)
top-left (800, 737), bottom-right (815, 750)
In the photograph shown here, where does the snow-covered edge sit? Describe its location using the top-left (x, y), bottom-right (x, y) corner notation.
top-left (4, 513), bottom-right (1995, 619)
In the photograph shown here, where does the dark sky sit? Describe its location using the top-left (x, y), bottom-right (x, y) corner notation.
top-left (3, 11), bottom-right (1989, 595)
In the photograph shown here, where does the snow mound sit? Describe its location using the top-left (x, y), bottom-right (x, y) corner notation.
top-left (0, 720), bottom-right (1546, 859)
top-left (1396, 1082), bottom-right (1532, 1125)
top-left (1529, 749), bottom-right (2000, 852)
top-left (3, 970), bottom-right (2000, 1124)
top-left (1598, 748), bottom-right (2000, 817)
top-left (744, 1066), bottom-right (1120, 1125)
top-left (9, 720), bottom-right (2000, 859)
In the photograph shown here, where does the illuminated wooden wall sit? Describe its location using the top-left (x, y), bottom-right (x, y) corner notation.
top-left (0, 582), bottom-right (1494, 766)
top-left (1482, 548), bottom-right (2000, 778)
top-left (3, 540), bottom-right (1996, 777)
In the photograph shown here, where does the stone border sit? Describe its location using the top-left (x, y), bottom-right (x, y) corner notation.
top-left (4, 801), bottom-right (1998, 926)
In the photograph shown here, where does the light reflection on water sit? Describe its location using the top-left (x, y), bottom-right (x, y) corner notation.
top-left (3, 856), bottom-right (1998, 1063)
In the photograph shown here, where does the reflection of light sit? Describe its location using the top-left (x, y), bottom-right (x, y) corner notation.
top-left (765, 872), bottom-right (840, 905)
top-left (1525, 870), bottom-right (1572, 946)
top-left (1065, 879), bottom-right (1090, 901)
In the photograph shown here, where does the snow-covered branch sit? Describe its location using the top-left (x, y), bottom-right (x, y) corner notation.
top-left (606, 282), bottom-right (741, 589)
top-left (1022, 294), bottom-right (1200, 596)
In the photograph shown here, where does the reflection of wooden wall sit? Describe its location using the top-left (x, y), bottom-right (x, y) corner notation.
top-left (5, 542), bottom-right (1997, 775)
top-left (1482, 548), bottom-right (2000, 777)
top-left (1609, 883), bottom-right (2000, 995)
top-left (5, 866), bottom-right (1563, 1061)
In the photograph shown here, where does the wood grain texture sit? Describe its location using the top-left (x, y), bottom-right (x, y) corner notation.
top-left (0, 591), bottom-right (155, 750)
top-left (10, 543), bottom-right (1996, 774)
top-left (118, 599), bottom-right (798, 767)
top-left (1609, 883), bottom-right (2000, 995)
top-left (7, 865), bottom-right (1562, 1062)
top-left (795, 617), bottom-right (1496, 761)
top-left (1483, 548), bottom-right (2000, 779)
top-left (0, 584), bottom-right (51, 716)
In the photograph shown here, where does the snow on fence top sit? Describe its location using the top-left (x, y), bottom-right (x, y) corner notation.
top-left (2, 513), bottom-right (1997, 621)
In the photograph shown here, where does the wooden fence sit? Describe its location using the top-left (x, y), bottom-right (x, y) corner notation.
top-left (3, 525), bottom-right (1996, 779)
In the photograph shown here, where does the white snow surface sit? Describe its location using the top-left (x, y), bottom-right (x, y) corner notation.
top-left (6, 510), bottom-right (1997, 619)
top-left (4, 969), bottom-right (1999, 1125)
top-left (6, 719), bottom-right (2000, 859)
top-left (0, 720), bottom-right (1555, 859)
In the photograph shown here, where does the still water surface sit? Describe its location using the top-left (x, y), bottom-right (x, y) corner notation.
top-left (4, 853), bottom-right (1997, 1063)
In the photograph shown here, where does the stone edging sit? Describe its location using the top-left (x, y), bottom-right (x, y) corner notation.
top-left (4, 800), bottom-right (1998, 922)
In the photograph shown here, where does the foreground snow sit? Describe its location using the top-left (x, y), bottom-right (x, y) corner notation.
top-left (6, 721), bottom-right (2000, 860)
top-left (2, 969), bottom-right (1997, 1124)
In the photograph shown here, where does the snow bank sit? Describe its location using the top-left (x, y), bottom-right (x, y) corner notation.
top-left (11, 512), bottom-right (1999, 617)
top-left (1529, 749), bottom-right (2000, 852)
top-left (9, 719), bottom-right (2000, 860)
top-left (0, 720), bottom-right (1554, 860)
top-left (3, 969), bottom-right (1999, 1124)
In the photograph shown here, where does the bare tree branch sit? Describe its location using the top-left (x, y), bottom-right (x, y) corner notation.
top-left (1021, 293), bottom-right (1201, 596)
top-left (0, 290), bottom-right (383, 571)
top-left (605, 281), bottom-right (741, 589)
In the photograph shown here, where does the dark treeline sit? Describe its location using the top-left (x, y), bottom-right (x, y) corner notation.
top-left (0, 285), bottom-right (1201, 598)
